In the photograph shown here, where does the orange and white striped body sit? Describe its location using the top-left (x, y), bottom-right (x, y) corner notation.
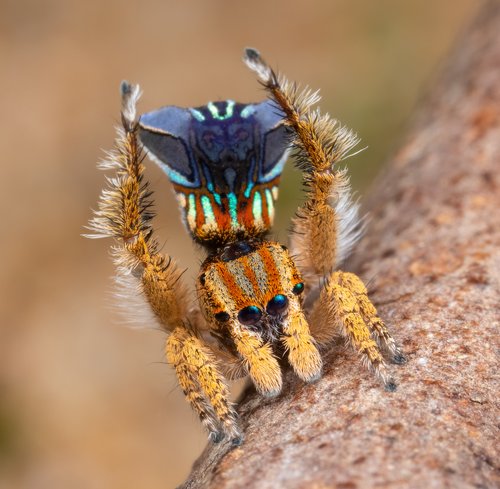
top-left (198, 241), bottom-right (323, 394)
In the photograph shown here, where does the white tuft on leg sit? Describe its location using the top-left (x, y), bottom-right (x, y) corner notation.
top-left (332, 169), bottom-right (365, 266)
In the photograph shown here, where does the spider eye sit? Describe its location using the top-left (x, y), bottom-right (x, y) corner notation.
top-left (266, 294), bottom-right (288, 316)
top-left (292, 282), bottom-right (304, 295)
top-left (214, 311), bottom-right (230, 322)
top-left (238, 305), bottom-right (262, 325)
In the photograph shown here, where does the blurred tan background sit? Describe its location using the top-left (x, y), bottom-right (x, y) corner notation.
top-left (0, 1), bottom-right (478, 487)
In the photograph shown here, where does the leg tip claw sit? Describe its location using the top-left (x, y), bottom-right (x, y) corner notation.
top-left (392, 353), bottom-right (407, 365)
top-left (209, 431), bottom-right (225, 444)
top-left (231, 435), bottom-right (244, 447)
top-left (304, 370), bottom-right (323, 384)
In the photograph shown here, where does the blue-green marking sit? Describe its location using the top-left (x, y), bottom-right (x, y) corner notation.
top-left (189, 108), bottom-right (205, 122)
top-left (207, 182), bottom-right (222, 206)
top-left (265, 188), bottom-right (274, 220)
top-left (240, 105), bottom-right (256, 118)
top-left (200, 195), bottom-right (216, 225)
top-left (252, 191), bottom-right (263, 223)
top-left (207, 100), bottom-right (235, 121)
top-left (164, 166), bottom-right (194, 187)
top-left (187, 193), bottom-right (197, 228)
top-left (244, 182), bottom-right (254, 199)
top-left (262, 152), bottom-right (288, 182)
top-left (228, 192), bottom-right (239, 227)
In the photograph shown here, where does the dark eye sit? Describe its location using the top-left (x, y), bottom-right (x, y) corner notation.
top-left (266, 294), bottom-right (288, 316)
top-left (214, 311), bottom-right (230, 322)
top-left (238, 305), bottom-right (262, 325)
top-left (292, 282), bottom-right (304, 295)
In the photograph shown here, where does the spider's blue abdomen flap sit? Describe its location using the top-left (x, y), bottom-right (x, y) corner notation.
top-left (139, 100), bottom-right (289, 246)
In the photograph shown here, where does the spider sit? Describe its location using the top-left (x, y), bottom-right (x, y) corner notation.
top-left (88, 48), bottom-right (405, 445)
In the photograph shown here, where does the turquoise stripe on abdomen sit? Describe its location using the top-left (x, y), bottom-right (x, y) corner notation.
top-left (187, 193), bottom-right (196, 230)
top-left (228, 192), bottom-right (239, 229)
top-left (252, 191), bottom-right (263, 224)
top-left (265, 188), bottom-right (274, 222)
top-left (200, 195), bottom-right (216, 226)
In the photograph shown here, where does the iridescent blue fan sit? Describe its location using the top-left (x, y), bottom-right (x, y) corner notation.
top-left (138, 100), bottom-right (289, 246)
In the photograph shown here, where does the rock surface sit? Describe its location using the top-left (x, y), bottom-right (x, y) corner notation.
top-left (181, 3), bottom-right (500, 488)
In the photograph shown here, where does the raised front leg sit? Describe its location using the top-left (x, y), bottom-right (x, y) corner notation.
top-left (89, 84), bottom-right (234, 442)
top-left (244, 50), bottom-right (404, 390)
top-left (87, 82), bottom-right (191, 333)
top-left (244, 48), bottom-right (364, 282)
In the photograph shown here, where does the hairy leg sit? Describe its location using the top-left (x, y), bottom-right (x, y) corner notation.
top-left (244, 49), bottom-right (363, 282)
top-left (335, 272), bottom-right (406, 363)
top-left (88, 84), bottom-right (241, 442)
top-left (244, 50), bottom-right (403, 389)
top-left (166, 327), bottom-right (241, 443)
top-left (230, 326), bottom-right (283, 397)
top-left (309, 271), bottom-right (404, 390)
top-left (87, 82), bottom-right (190, 332)
top-left (281, 303), bottom-right (323, 383)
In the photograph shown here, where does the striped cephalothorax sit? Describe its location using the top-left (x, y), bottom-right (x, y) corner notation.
top-left (88, 49), bottom-right (405, 446)
top-left (198, 242), bottom-right (303, 339)
top-left (197, 241), bottom-right (321, 396)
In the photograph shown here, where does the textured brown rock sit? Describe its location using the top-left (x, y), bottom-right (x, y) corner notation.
top-left (181, 3), bottom-right (500, 488)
